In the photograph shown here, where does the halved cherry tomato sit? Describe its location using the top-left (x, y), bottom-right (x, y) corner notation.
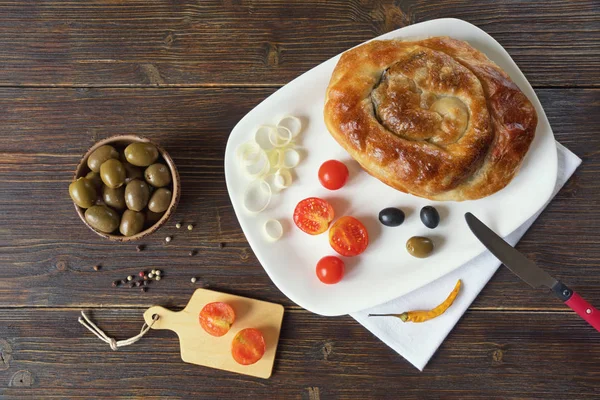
top-left (199, 302), bottom-right (236, 337)
top-left (316, 256), bottom-right (345, 284)
top-left (329, 216), bottom-right (369, 257)
top-left (293, 197), bottom-right (334, 235)
top-left (231, 328), bottom-right (266, 366)
top-left (318, 160), bottom-right (349, 190)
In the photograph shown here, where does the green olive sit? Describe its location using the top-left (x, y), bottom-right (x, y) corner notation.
top-left (123, 161), bottom-right (143, 184)
top-left (100, 159), bottom-right (126, 189)
top-left (102, 185), bottom-right (126, 210)
top-left (69, 177), bottom-right (97, 208)
top-left (144, 163), bottom-right (171, 188)
top-left (124, 179), bottom-right (150, 211)
top-left (124, 142), bottom-right (159, 167)
top-left (85, 171), bottom-right (103, 189)
top-left (87, 145), bottom-right (119, 172)
top-left (148, 188), bottom-right (172, 213)
top-left (406, 236), bottom-right (434, 258)
top-left (145, 210), bottom-right (164, 228)
top-left (119, 210), bottom-right (145, 236)
top-left (85, 205), bottom-right (120, 233)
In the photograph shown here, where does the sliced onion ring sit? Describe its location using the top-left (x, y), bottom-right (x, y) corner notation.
top-left (244, 149), bottom-right (270, 179)
top-left (266, 148), bottom-right (284, 169)
top-left (282, 148), bottom-right (300, 168)
top-left (236, 142), bottom-right (261, 166)
top-left (269, 126), bottom-right (293, 148)
top-left (243, 180), bottom-right (272, 213)
top-left (273, 168), bottom-right (292, 189)
top-left (254, 125), bottom-right (276, 150)
top-left (263, 219), bottom-right (283, 241)
top-left (276, 115), bottom-right (302, 137)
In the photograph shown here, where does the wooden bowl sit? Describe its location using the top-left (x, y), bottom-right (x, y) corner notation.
top-left (73, 135), bottom-right (180, 241)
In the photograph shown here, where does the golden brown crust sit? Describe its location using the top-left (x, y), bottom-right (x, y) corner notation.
top-left (324, 37), bottom-right (537, 201)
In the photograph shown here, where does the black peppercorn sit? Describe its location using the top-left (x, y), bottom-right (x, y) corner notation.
top-left (93, 265), bottom-right (101, 271)
top-left (112, 280), bottom-right (119, 287)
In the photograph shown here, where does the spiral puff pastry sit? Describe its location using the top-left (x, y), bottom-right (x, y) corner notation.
top-left (324, 37), bottom-right (537, 201)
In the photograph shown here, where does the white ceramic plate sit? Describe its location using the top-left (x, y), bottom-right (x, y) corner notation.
top-left (224, 18), bottom-right (557, 316)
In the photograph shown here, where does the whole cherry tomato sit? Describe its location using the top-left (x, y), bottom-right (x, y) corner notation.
top-left (318, 160), bottom-right (349, 190)
top-left (316, 256), bottom-right (345, 284)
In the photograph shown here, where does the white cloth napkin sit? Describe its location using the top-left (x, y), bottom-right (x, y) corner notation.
top-left (351, 142), bottom-right (581, 370)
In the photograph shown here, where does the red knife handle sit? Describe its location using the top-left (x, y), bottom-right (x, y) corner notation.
top-left (565, 292), bottom-right (600, 332)
top-left (552, 281), bottom-right (600, 332)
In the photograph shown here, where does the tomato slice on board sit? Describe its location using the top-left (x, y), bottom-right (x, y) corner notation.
top-left (199, 302), bottom-right (236, 337)
top-left (231, 328), bottom-right (266, 366)
top-left (293, 197), bottom-right (334, 235)
top-left (329, 216), bottom-right (369, 257)
top-left (318, 160), bottom-right (349, 190)
top-left (316, 256), bottom-right (345, 284)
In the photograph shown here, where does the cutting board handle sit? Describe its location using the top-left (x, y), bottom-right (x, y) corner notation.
top-left (143, 306), bottom-right (183, 330)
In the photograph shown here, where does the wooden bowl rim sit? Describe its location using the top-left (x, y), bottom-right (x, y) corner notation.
top-left (73, 134), bottom-right (180, 242)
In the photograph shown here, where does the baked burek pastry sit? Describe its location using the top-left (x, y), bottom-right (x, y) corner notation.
top-left (324, 37), bottom-right (537, 201)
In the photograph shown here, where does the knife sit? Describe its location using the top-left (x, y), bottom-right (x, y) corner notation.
top-left (465, 212), bottom-right (599, 332)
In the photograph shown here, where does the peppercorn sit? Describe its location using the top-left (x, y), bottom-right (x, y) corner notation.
top-left (120, 280), bottom-right (127, 285)
top-left (148, 273), bottom-right (154, 279)
top-left (112, 280), bottom-right (119, 287)
top-left (219, 242), bottom-right (225, 249)
top-left (155, 270), bottom-right (162, 277)
top-left (128, 282), bottom-right (135, 288)
top-left (191, 277), bottom-right (197, 283)
top-left (189, 250), bottom-right (196, 256)
top-left (141, 287), bottom-right (147, 293)
top-left (135, 281), bottom-right (142, 287)
top-left (139, 271), bottom-right (145, 278)
top-left (155, 276), bottom-right (161, 281)
top-left (93, 265), bottom-right (101, 271)
top-left (176, 223), bottom-right (181, 229)
top-left (165, 236), bottom-right (172, 243)
top-left (127, 275), bottom-right (134, 281)
top-left (136, 245), bottom-right (145, 252)
top-left (187, 224), bottom-right (193, 231)
top-left (142, 280), bottom-right (149, 286)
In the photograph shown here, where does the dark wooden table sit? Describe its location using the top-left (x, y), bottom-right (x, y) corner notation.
top-left (1, 1), bottom-right (598, 399)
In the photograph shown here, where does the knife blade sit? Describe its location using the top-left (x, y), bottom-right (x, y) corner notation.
top-left (465, 212), bottom-right (599, 332)
top-left (464, 212), bottom-right (557, 290)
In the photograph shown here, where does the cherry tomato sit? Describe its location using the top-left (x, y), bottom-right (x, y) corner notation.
top-left (318, 160), bottom-right (349, 190)
top-left (199, 302), bottom-right (236, 337)
top-left (293, 197), bottom-right (334, 235)
top-left (231, 328), bottom-right (266, 366)
top-left (329, 216), bottom-right (369, 257)
top-left (316, 256), bottom-right (345, 284)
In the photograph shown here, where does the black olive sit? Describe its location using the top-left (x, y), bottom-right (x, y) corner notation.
top-left (378, 207), bottom-right (405, 227)
top-left (420, 206), bottom-right (440, 229)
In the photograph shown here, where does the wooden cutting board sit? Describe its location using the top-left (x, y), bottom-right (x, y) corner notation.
top-left (143, 288), bottom-right (284, 379)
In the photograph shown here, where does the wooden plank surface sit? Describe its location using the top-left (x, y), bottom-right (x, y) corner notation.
top-left (0, 308), bottom-right (598, 399)
top-left (1, 0), bottom-right (599, 398)
top-left (0, 0), bottom-right (597, 87)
